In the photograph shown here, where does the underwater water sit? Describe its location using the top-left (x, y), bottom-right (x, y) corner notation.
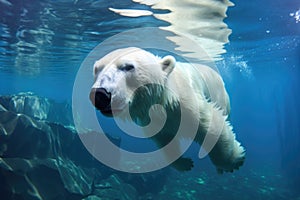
top-left (0, 0), bottom-right (300, 199)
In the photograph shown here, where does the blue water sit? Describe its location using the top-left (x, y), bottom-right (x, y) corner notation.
top-left (1, 0), bottom-right (300, 199)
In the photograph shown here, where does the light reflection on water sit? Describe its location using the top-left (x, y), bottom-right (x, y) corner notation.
top-left (0, 0), bottom-right (235, 75)
top-left (0, 0), bottom-right (162, 75)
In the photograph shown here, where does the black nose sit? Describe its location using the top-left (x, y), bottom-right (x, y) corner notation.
top-left (90, 88), bottom-right (111, 111)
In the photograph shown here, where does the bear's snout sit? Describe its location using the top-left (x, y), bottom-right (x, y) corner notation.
top-left (90, 88), bottom-right (112, 116)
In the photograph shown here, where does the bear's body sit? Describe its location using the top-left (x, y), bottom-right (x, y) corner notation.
top-left (90, 47), bottom-right (245, 173)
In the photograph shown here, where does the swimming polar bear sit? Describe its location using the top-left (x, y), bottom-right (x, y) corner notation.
top-left (90, 47), bottom-right (245, 173)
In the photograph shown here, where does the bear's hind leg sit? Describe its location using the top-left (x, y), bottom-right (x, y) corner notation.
top-left (199, 103), bottom-right (245, 173)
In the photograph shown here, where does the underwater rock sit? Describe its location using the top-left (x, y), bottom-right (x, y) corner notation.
top-left (0, 107), bottom-right (122, 161)
top-left (0, 111), bottom-right (97, 199)
top-left (0, 93), bottom-right (170, 199)
top-left (82, 195), bottom-right (102, 200)
top-left (0, 103), bottom-right (7, 112)
top-left (0, 111), bottom-right (54, 159)
top-left (0, 110), bottom-right (103, 164)
top-left (0, 92), bottom-right (73, 126)
top-left (0, 99), bottom-right (121, 199)
top-left (119, 169), bottom-right (169, 195)
top-left (93, 174), bottom-right (138, 200)
top-left (0, 157), bottom-right (96, 199)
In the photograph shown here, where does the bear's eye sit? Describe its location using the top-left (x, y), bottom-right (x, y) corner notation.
top-left (120, 63), bottom-right (135, 72)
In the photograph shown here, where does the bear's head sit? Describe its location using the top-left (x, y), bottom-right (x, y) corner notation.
top-left (90, 47), bottom-right (176, 117)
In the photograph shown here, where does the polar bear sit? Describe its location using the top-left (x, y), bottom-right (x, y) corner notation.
top-left (89, 47), bottom-right (245, 173)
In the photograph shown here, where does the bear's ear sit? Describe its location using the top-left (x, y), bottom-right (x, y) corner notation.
top-left (161, 55), bottom-right (176, 75)
top-left (93, 60), bottom-right (104, 76)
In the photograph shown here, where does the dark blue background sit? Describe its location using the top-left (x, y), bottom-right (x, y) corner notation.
top-left (0, 0), bottom-right (299, 198)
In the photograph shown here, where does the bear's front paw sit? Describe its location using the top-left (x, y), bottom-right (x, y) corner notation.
top-left (172, 157), bottom-right (194, 171)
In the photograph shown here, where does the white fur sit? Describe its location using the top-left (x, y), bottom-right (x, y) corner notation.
top-left (92, 47), bottom-right (245, 173)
